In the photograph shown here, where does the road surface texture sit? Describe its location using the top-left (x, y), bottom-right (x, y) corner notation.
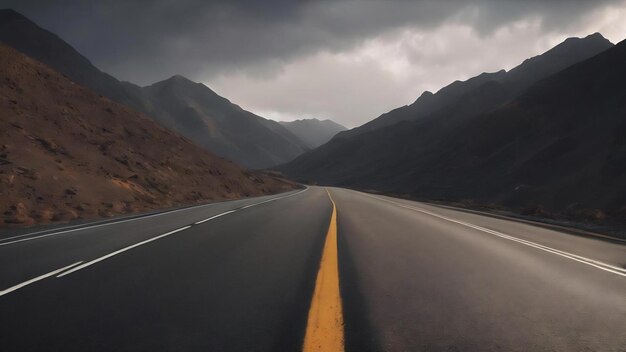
top-left (1, 186), bottom-right (625, 351)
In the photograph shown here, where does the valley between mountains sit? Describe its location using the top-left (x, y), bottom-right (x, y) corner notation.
top-left (2, 8), bottom-right (625, 234)
top-left (1, 5), bottom-right (626, 352)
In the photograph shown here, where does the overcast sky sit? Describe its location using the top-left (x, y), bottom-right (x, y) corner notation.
top-left (6, 0), bottom-right (626, 127)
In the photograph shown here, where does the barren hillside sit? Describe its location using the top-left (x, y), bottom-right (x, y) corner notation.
top-left (0, 43), bottom-right (297, 226)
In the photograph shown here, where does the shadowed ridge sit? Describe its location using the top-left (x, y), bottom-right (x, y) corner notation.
top-left (338, 69), bottom-right (507, 138)
top-left (335, 33), bottom-right (613, 140)
top-left (0, 43), bottom-right (295, 226)
top-left (0, 8), bottom-right (151, 113)
top-left (0, 9), bottom-right (311, 169)
top-left (278, 34), bottom-right (625, 226)
top-left (142, 74), bottom-right (308, 169)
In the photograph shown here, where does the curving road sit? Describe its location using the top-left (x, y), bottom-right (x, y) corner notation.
top-left (0, 186), bottom-right (625, 351)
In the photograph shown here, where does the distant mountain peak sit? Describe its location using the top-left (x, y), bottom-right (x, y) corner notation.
top-left (503, 32), bottom-right (613, 90)
top-left (155, 74), bottom-right (199, 87)
top-left (287, 117), bottom-right (323, 123)
top-left (168, 74), bottom-right (193, 82)
top-left (587, 32), bottom-right (607, 39)
top-left (579, 32), bottom-right (611, 44)
top-left (147, 74), bottom-right (216, 95)
top-left (545, 32), bottom-right (612, 54)
top-left (479, 69), bottom-right (506, 77)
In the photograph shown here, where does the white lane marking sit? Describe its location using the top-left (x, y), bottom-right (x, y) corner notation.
top-left (0, 261), bottom-right (83, 297)
top-left (0, 187), bottom-right (310, 298)
top-left (57, 226), bottom-right (191, 278)
top-left (361, 192), bottom-right (626, 279)
top-left (243, 188), bottom-right (308, 207)
top-left (1, 222), bottom-right (117, 242)
top-left (194, 210), bottom-right (237, 224)
top-left (0, 204), bottom-right (219, 245)
top-left (58, 187), bottom-right (310, 278)
top-left (0, 189), bottom-right (307, 246)
top-left (194, 187), bottom-right (308, 224)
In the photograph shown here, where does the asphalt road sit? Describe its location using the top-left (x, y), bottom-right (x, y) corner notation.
top-left (1, 186), bottom-right (625, 351)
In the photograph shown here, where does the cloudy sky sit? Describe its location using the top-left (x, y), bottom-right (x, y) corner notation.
top-left (7, 0), bottom-right (626, 127)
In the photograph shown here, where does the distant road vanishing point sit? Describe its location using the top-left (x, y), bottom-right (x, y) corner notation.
top-left (1, 186), bottom-right (625, 351)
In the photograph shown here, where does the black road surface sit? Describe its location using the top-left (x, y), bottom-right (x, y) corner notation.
top-left (1, 186), bottom-right (625, 351)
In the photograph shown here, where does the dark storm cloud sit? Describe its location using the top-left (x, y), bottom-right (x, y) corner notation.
top-left (4, 0), bottom-right (623, 84)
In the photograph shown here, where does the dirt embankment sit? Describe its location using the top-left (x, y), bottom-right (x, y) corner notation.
top-left (0, 43), bottom-right (298, 227)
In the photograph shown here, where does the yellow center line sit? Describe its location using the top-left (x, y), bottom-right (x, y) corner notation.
top-left (303, 188), bottom-right (344, 352)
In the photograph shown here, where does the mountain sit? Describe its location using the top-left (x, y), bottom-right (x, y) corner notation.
top-left (341, 33), bottom-right (613, 137)
top-left (0, 43), bottom-right (295, 226)
top-left (0, 9), bottom-right (308, 169)
top-left (142, 75), bottom-right (308, 169)
top-left (279, 118), bottom-right (347, 148)
top-left (0, 9), bottom-right (150, 113)
top-left (279, 35), bottom-right (626, 224)
top-left (344, 70), bottom-right (507, 137)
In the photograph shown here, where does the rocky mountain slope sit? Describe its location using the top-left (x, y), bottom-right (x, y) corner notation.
top-left (0, 9), bottom-right (308, 169)
top-left (142, 75), bottom-right (307, 169)
top-left (0, 43), bottom-right (296, 227)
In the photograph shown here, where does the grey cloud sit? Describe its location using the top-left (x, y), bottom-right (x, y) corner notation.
top-left (4, 0), bottom-right (622, 84)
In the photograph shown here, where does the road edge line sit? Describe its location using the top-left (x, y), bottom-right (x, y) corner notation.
top-left (0, 188), bottom-right (308, 246)
top-left (363, 192), bottom-right (626, 279)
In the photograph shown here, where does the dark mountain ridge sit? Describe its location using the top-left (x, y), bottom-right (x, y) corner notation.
top-left (341, 33), bottom-right (613, 138)
top-left (0, 43), bottom-right (295, 226)
top-left (344, 69), bottom-right (507, 137)
top-left (0, 9), bottom-right (308, 169)
top-left (279, 35), bottom-right (626, 225)
top-left (142, 75), bottom-right (308, 169)
top-left (0, 9), bottom-right (149, 112)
